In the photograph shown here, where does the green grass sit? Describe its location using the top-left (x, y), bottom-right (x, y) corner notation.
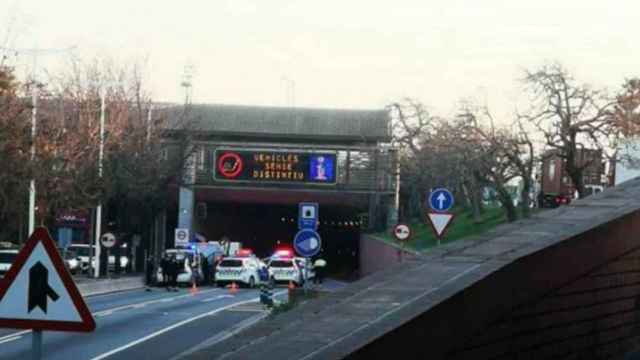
top-left (374, 207), bottom-right (508, 252)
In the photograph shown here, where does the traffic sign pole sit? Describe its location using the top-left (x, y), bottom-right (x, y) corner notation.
top-left (32, 330), bottom-right (42, 360)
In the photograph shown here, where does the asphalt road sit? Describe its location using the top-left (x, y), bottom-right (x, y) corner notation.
top-left (0, 285), bottom-right (284, 360)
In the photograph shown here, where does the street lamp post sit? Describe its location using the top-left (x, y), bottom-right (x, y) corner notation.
top-left (92, 82), bottom-right (122, 278)
top-left (93, 86), bottom-right (107, 278)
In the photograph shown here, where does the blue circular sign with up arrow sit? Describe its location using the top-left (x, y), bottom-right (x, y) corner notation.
top-left (428, 188), bottom-right (454, 212)
top-left (293, 229), bottom-right (322, 258)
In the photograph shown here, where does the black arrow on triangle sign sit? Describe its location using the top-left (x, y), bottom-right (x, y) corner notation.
top-left (28, 261), bottom-right (60, 313)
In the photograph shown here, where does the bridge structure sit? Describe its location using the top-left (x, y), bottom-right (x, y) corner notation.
top-left (155, 104), bottom-right (397, 274)
top-left (181, 177), bottom-right (640, 360)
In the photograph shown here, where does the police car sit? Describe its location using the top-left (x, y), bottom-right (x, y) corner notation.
top-left (215, 249), bottom-right (271, 288)
top-left (266, 249), bottom-right (314, 287)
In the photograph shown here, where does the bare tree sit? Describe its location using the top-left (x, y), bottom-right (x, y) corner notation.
top-left (520, 63), bottom-right (616, 198)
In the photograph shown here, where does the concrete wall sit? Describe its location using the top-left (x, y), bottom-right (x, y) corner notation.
top-left (350, 205), bottom-right (640, 359)
top-left (359, 234), bottom-right (417, 278)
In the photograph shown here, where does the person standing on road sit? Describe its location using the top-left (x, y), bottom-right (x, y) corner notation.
top-left (145, 255), bottom-right (155, 291)
top-left (201, 254), bottom-right (210, 286)
top-left (161, 254), bottom-right (170, 289)
top-left (189, 256), bottom-right (199, 288)
top-left (313, 258), bottom-right (327, 284)
top-left (166, 255), bottom-right (178, 292)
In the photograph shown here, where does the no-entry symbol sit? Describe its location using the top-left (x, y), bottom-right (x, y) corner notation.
top-left (393, 224), bottom-right (411, 241)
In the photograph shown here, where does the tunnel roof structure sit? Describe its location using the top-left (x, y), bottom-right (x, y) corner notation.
top-left (160, 104), bottom-right (391, 143)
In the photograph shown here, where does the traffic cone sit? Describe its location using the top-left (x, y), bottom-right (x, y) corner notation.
top-left (190, 281), bottom-right (198, 295)
top-left (230, 282), bottom-right (239, 294)
top-left (288, 280), bottom-right (295, 290)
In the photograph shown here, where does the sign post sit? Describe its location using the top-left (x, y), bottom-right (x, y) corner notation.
top-left (100, 232), bottom-right (116, 277)
top-left (297, 203), bottom-right (320, 293)
top-left (175, 228), bottom-right (189, 248)
top-left (393, 224), bottom-right (411, 262)
top-left (0, 228), bottom-right (96, 359)
top-left (32, 330), bottom-right (42, 360)
top-left (426, 188), bottom-right (455, 246)
top-left (293, 229), bottom-right (321, 293)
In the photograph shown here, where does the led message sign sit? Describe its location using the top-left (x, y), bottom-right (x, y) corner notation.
top-left (214, 149), bottom-right (337, 185)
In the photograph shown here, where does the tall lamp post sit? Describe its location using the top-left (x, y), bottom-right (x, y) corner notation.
top-left (93, 81), bottom-right (120, 278)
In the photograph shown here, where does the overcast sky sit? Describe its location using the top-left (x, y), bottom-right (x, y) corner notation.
top-left (2, 0), bottom-right (639, 119)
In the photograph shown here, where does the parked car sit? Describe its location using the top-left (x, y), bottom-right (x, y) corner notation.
top-left (67, 243), bottom-right (129, 273)
top-left (0, 249), bottom-right (19, 278)
top-left (58, 248), bottom-right (81, 275)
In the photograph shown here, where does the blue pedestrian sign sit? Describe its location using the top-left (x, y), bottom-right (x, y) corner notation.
top-left (428, 188), bottom-right (454, 212)
top-left (293, 229), bottom-right (322, 258)
top-left (298, 202), bottom-right (319, 230)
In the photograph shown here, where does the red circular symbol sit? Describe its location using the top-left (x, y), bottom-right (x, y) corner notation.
top-left (217, 152), bottom-right (244, 179)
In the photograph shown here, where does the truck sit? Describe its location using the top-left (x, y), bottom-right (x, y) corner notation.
top-left (539, 149), bottom-right (610, 208)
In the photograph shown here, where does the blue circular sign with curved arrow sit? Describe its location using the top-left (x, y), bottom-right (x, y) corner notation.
top-left (428, 188), bottom-right (454, 212)
top-left (293, 229), bottom-right (322, 258)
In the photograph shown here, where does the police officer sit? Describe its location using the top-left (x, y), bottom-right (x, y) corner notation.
top-left (201, 254), bottom-right (210, 285)
top-left (145, 255), bottom-right (155, 291)
top-left (170, 255), bottom-right (179, 291)
top-left (313, 258), bottom-right (327, 284)
top-left (160, 254), bottom-right (170, 289)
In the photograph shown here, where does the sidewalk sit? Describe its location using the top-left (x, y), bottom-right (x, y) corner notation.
top-left (73, 273), bottom-right (146, 297)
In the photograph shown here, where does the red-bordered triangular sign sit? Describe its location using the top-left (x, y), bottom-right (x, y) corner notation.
top-left (0, 227), bottom-right (95, 332)
top-left (427, 212), bottom-right (455, 239)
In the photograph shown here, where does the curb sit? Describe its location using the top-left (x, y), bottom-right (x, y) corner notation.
top-left (77, 276), bottom-right (146, 297)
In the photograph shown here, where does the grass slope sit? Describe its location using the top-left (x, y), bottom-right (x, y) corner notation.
top-left (375, 207), bottom-right (507, 252)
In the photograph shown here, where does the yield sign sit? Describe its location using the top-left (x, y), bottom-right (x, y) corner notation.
top-left (0, 227), bottom-right (95, 332)
top-left (427, 212), bottom-right (454, 238)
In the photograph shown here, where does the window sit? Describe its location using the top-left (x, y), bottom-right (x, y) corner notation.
top-left (269, 260), bottom-right (293, 268)
top-left (220, 259), bottom-right (243, 267)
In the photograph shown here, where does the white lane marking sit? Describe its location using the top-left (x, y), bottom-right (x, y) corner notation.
top-left (95, 311), bottom-right (114, 318)
top-left (0, 335), bottom-right (22, 344)
top-left (201, 295), bottom-right (235, 303)
top-left (168, 312), bottom-right (270, 360)
top-left (92, 288), bottom-right (220, 317)
top-left (0, 288), bottom-right (223, 340)
top-left (298, 263), bottom-right (484, 360)
top-left (89, 297), bottom-right (263, 360)
top-left (0, 330), bottom-right (30, 342)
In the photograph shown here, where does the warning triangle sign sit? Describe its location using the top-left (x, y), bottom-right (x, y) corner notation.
top-left (0, 227), bottom-right (95, 332)
top-left (427, 212), bottom-right (454, 238)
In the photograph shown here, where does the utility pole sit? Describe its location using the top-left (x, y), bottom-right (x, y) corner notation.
top-left (93, 81), bottom-right (120, 278)
top-left (0, 46), bottom-right (75, 238)
top-left (180, 63), bottom-right (195, 106)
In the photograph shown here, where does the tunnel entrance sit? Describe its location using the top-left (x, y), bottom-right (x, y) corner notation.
top-left (196, 202), bottom-right (362, 280)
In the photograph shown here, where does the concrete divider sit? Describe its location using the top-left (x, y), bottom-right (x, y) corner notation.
top-left (77, 276), bottom-right (145, 297)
